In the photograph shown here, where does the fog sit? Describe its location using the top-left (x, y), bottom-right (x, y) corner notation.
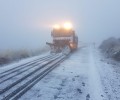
top-left (0, 0), bottom-right (120, 50)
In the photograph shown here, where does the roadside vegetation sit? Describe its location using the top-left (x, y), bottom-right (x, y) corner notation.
top-left (99, 37), bottom-right (120, 60)
top-left (0, 46), bottom-right (50, 66)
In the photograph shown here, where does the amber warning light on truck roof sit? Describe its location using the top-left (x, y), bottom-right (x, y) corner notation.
top-left (53, 22), bottom-right (73, 30)
top-left (63, 22), bottom-right (73, 30)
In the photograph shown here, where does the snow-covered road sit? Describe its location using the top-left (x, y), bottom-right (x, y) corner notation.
top-left (1, 46), bottom-right (120, 100)
top-left (18, 45), bottom-right (120, 100)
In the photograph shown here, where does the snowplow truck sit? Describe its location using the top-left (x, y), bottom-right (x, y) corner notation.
top-left (46, 27), bottom-right (78, 54)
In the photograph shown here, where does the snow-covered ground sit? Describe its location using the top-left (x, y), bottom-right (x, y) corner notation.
top-left (95, 50), bottom-right (120, 100)
top-left (1, 46), bottom-right (120, 100)
top-left (17, 45), bottom-right (120, 100)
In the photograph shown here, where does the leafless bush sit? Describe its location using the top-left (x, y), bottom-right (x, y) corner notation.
top-left (99, 37), bottom-right (120, 60)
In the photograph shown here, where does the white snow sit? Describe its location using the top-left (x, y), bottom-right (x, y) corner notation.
top-left (19, 45), bottom-right (109, 100)
top-left (1, 45), bottom-right (120, 100)
top-left (94, 49), bottom-right (120, 100)
top-left (88, 46), bottom-right (107, 100)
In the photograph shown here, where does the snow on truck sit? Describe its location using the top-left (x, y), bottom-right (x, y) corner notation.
top-left (46, 22), bottom-right (78, 54)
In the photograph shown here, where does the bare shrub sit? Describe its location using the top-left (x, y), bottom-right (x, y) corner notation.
top-left (100, 37), bottom-right (120, 60)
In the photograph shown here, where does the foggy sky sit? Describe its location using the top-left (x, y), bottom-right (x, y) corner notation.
top-left (0, 0), bottom-right (120, 50)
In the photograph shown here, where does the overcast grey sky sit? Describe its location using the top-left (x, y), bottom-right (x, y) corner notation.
top-left (0, 0), bottom-right (120, 50)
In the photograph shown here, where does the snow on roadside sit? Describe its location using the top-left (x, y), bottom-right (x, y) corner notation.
top-left (88, 46), bottom-right (107, 100)
top-left (94, 49), bottom-right (120, 100)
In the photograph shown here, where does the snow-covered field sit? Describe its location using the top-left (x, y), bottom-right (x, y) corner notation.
top-left (1, 46), bottom-right (120, 100)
